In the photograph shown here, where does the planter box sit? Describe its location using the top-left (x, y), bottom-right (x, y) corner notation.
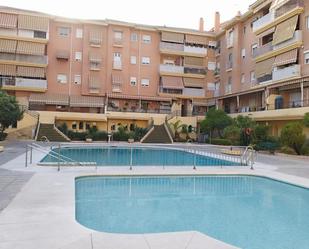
top-left (128, 138), bottom-right (134, 143)
top-left (86, 138), bottom-right (93, 143)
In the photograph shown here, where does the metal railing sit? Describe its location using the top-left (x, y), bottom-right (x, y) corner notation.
top-left (241, 146), bottom-right (256, 170)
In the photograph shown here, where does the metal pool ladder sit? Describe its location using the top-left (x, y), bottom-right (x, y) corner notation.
top-left (241, 146), bottom-right (256, 169)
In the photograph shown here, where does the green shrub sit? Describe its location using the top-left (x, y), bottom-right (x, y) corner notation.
top-left (254, 124), bottom-right (270, 142)
top-left (255, 141), bottom-right (279, 154)
top-left (113, 131), bottom-right (130, 141)
top-left (300, 140), bottom-right (309, 156)
top-left (67, 130), bottom-right (87, 141)
top-left (0, 132), bottom-right (7, 141)
top-left (133, 127), bottom-right (148, 141)
top-left (57, 123), bottom-right (68, 135)
top-left (91, 131), bottom-right (108, 141)
top-left (304, 113), bottom-right (309, 128)
top-left (280, 122), bottom-right (306, 155)
top-left (209, 138), bottom-right (232, 146)
top-left (224, 125), bottom-right (241, 145)
top-left (280, 146), bottom-right (297, 155)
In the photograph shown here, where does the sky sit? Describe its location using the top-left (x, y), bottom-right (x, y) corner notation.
top-left (0, 0), bottom-right (255, 30)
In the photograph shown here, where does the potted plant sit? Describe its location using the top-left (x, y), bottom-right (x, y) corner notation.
top-left (85, 134), bottom-right (93, 143)
top-left (128, 132), bottom-right (134, 143)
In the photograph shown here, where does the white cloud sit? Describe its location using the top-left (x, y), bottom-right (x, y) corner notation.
top-left (1, 0), bottom-right (255, 30)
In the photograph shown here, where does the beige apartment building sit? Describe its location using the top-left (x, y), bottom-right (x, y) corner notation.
top-left (1, 0), bottom-right (309, 139)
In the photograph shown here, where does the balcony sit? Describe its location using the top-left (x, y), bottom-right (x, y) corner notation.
top-left (253, 12), bottom-right (275, 32)
top-left (184, 45), bottom-right (207, 55)
top-left (159, 64), bottom-right (184, 74)
top-left (184, 67), bottom-right (207, 76)
top-left (274, 0), bottom-right (304, 19)
top-left (226, 61), bottom-right (233, 70)
top-left (0, 77), bottom-right (47, 91)
top-left (160, 42), bottom-right (184, 52)
top-left (0, 28), bottom-right (48, 42)
top-left (113, 38), bottom-right (123, 46)
top-left (0, 53), bottom-right (48, 65)
top-left (254, 31), bottom-right (302, 59)
top-left (183, 88), bottom-right (205, 97)
top-left (113, 61), bottom-right (122, 70)
top-left (225, 84), bottom-right (232, 94)
top-left (272, 64), bottom-right (300, 81)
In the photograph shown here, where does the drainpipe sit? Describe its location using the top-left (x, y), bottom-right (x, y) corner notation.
top-left (137, 30), bottom-right (141, 96)
top-left (68, 24), bottom-right (74, 111)
top-left (301, 81), bottom-right (304, 106)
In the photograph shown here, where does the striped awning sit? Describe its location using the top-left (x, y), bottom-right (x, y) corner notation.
top-left (89, 52), bottom-right (102, 62)
top-left (17, 66), bottom-right (45, 78)
top-left (29, 93), bottom-right (69, 105)
top-left (89, 74), bottom-right (101, 89)
top-left (255, 57), bottom-right (275, 78)
top-left (0, 39), bottom-right (17, 53)
top-left (268, 78), bottom-right (303, 89)
top-left (0, 64), bottom-right (16, 76)
top-left (16, 41), bottom-right (45, 56)
top-left (256, 27), bottom-right (276, 39)
top-left (185, 34), bottom-right (208, 45)
top-left (70, 95), bottom-right (105, 108)
top-left (273, 49), bottom-right (298, 67)
top-left (89, 30), bottom-right (103, 45)
top-left (184, 57), bottom-right (204, 67)
top-left (0, 13), bottom-right (17, 28)
top-left (183, 77), bottom-right (205, 88)
top-left (56, 50), bottom-right (70, 59)
top-left (161, 76), bottom-right (184, 89)
top-left (272, 15), bottom-right (298, 45)
top-left (161, 32), bottom-right (184, 43)
top-left (18, 15), bottom-right (49, 32)
top-left (112, 74), bottom-right (123, 85)
top-left (107, 93), bottom-right (140, 100)
top-left (279, 83), bottom-right (301, 91)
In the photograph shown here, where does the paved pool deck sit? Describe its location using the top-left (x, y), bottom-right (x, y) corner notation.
top-left (0, 141), bottom-right (308, 249)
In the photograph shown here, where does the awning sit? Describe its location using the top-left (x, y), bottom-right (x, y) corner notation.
top-left (161, 31), bottom-right (184, 43)
top-left (107, 93), bottom-right (140, 100)
top-left (272, 15), bottom-right (298, 45)
top-left (89, 30), bottom-right (103, 45)
top-left (193, 99), bottom-right (215, 107)
top-left (70, 95), bottom-right (105, 108)
top-left (89, 52), bottom-right (102, 62)
top-left (56, 50), bottom-right (70, 60)
top-left (253, 0), bottom-right (273, 13)
top-left (183, 77), bottom-right (205, 88)
top-left (184, 57), bottom-right (204, 67)
top-left (0, 64), bottom-right (16, 76)
top-left (161, 76), bottom-right (184, 89)
top-left (18, 15), bottom-right (49, 32)
top-left (279, 83), bottom-right (301, 91)
top-left (268, 78), bottom-right (303, 89)
top-left (256, 27), bottom-right (276, 39)
top-left (0, 39), bottom-right (17, 53)
top-left (16, 41), bottom-right (45, 56)
top-left (16, 66), bottom-right (45, 78)
top-left (29, 93), bottom-right (69, 105)
top-left (208, 41), bottom-right (217, 47)
top-left (0, 13), bottom-right (17, 28)
top-left (255, 57), bottom-right (275, 78)
top-left (273, 49), bottom-right (298, 67)
top-left (89, 74), bottom-right (101, 89)
top-left (106, 93), bottom-right (171, 102)
top-left (140, 96), bottom-right (172, 102)
top-left (185, 34), bottom-right (208, 45)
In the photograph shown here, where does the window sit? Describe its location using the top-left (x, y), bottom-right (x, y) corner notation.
top-left (241, 74), bottom-right (245, 83)
top-left (76, 28), bottom-right (83, 38)
top-left (79, 122), bottom-right (84, 130)
top-left (34, 31), bottom-right (46, 39)
top-left (113, 52), bottom-right (122, 69)
top-left (141, 57), bottom-right (150, 65)
top-left (86, 123), bottom-right (90, 130)
top-left (130, 56), bottom-right (137, 65)
top-left (208, 62), bottom-right (216, 71)
top-left (75, 52), bottom-right (82, 61)
top-left (243, 26), bottom-right (246, 34)
top-left (251, 44), bottom-right (258, 56)
top-left (131, 32), bottom-right (138, 42)
top-left (207, 82), bottom-right (215, 91)
top-left (72, 122), bottom-right (77, 130)
top-left (57, 74), bottom-right (67, 84)
top-left (58, 27), bottom-right (70, 37)
top-left (227, 30), bottom-right (234, 47)
top-left (241, 48), bottom-right (246, 59)
top-left (142, 35), bottom-right (151, 43)
top-left (130, 77), bottom-right (137, 86)
top-left (114, 31), bottom-right (123, 41)
top-left (304, 52), bottom-right (309, 64)
top-left (74, 75), bottom-right (81, 84)
top-left (141, 78), bottom-right (149, 87)
top-left (250, 71), bottom-right (256, 82)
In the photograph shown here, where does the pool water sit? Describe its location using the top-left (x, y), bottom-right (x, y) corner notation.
top-left (41, 147), bottom-right (239, 166)
top-left (75, 175), bottom-right (309, 249)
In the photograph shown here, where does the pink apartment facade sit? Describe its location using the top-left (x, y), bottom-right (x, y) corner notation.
top-left (1, 0), bottom-right (309, 136)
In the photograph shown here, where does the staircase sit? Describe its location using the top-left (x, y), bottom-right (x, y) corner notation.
top-left (141, 123), bottom-right (173, 144)
top-left (36, 123), bottom-right (70, 142)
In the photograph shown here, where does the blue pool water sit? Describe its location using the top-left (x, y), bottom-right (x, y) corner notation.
top-left (75, 175), bottom-right (309, 249)
top-left (41, 146), bottom-right (240, 166)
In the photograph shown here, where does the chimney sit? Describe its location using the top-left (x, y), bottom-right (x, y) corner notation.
top-left (199, 17), bottom-right (204, 32)
top-left (214, 11), bottom-right (220, 33)
top-left (236, 11), bottom-right (241, 17)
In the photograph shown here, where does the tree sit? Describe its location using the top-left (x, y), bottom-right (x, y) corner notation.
top-left (280, 122), bottom-right (306, 155)
top-left (200, 108), bottom-right (232, 138)
top-left (0, 91), bottom-right (23, 140)
top-left (169, 120), bottom-right (184, 140)
top-left (304, 113), bottom-right (309, 128)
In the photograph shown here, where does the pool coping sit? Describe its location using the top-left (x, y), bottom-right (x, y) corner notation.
top-left (1, 145), bottom-right (309, 249)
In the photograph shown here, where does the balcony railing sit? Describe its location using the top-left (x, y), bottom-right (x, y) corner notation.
top-left (107, 106), bottom-right (171, 114)
top-left (184, 67), bottom-right (207, 75)
top-left (184, 45), bottom-right (207, 55)
top-left (0, 77), bottom-right (47, 90)
top-left (159, 64), bottom-right (184, 74)
top-left (0, 53), bottom-right (48, 65)
top-left (113, 61), bottom-right (122, 70)
top-left (160, 42), bottom-right (184, 52)
top-left (273, 30), bottom-right (302, 50)
top-left (253, 12), bottom-right (275, 32)
top-left (226, 61), bottom-right (233, 70)
top-left (253, 43), bottom-right (273, 58)
top-left (0, 28), bottom-right (48, 40)
top-left (113, 38), bottom-right (123, 46)
top-left (183, 88), bottom-right (205, 97)
top-left (273, 64), bottom-right (301, 81)
top-left (274, 0), bottom-right (304, 19)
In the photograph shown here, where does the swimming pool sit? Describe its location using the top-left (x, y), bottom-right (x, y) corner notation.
top-left (40, 146), bottom-right (241, 166)
top-left (75, 175), bottom-right (309, 249)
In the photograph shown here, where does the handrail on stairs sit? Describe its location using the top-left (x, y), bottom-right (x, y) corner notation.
top-left (240, 146), bottom-right (256, 169)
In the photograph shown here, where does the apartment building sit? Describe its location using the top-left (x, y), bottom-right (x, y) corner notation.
top-left (1, 0), bottom-right (309, 138)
